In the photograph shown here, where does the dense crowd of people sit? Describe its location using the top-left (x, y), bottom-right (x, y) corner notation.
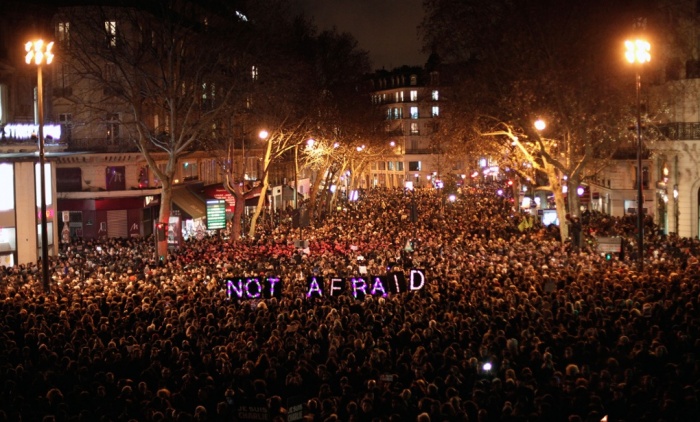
top-left (0, 182), bottom-right (699, 422)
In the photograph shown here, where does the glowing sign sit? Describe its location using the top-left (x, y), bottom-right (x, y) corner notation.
top-left (3, 124), bottom-right (61, 141)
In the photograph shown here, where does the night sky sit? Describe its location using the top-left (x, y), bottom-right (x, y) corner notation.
top-left (291, 0), bottom-right (427, 71)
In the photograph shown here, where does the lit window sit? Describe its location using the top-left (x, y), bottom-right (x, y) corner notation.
top-left (105, 21), bottom-right (117, 47)
top-left (410, 107), bottom-right (419, 119)
top-left (410, 90), bottom-right (418, 101)
top-left (251, 66), bottom-right (259, 81)
top-left (0, 164), bottom-right (14, 211)
top-left (182, 162), bottom-right (199, 180)
top-left (432, 106), bottom-right (439, 117)
top-left (106, 113), bottom-right (120, 141)
top-left (57, 22), bottom-right (70, 47)
top-left (202, 82), bottom-right (215, 107)
top-left (410, 122), bottom-right (419, 135)
top-left (432, 90), bottom-right (439, 101)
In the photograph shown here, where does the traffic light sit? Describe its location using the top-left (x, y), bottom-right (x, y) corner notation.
top-left (605, 252), bottom-right (613, 261)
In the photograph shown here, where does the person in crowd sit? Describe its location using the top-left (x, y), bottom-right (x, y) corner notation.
top-left (0, 180), bottom-right (698, 422)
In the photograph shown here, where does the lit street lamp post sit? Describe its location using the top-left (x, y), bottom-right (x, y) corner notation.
top-left (625, 38), bottom-right (651, 271)
top-left (25, 39), bottom-right (54, 293)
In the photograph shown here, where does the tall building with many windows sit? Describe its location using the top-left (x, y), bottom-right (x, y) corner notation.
top-left (366, 64), bottom-right (465, 190)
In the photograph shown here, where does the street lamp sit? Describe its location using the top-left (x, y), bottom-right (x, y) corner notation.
top-left (625, 38), bottom-right (651, 271)
top-left (25, 39), bottom-right (54, 293)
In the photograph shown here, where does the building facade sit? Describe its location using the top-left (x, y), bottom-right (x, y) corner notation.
top-left (367, 66), bottom-right (468, 189)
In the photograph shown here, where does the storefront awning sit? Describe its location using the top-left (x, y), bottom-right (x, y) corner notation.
top-left (172, 185), bottom-right (206, 220)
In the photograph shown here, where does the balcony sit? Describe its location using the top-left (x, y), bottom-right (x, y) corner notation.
top-left (658, 122), bottom-right (700, 141)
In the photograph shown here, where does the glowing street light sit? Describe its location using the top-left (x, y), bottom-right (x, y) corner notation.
top-left (625, 37), bottom-right (651, 271)
top-left (26, 39), bottom-right (54, 293)
top-left (534, 119), bottom-right (546, 131)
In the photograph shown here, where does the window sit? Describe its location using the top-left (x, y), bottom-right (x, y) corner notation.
top-left (409, 161), bottom-right (421, 171)
top-left (432, 106), bottom-right (439, 117)
top-left (432, 90), bottom-right (439, 101)
top-left (251, 65), bottom-right (259, 81)
top-left (106, 113), bottom-right (120, 141)
top-left (395, 91), bottom-right (404, 102)
top-left (642, 167), bottom-right (649, 189)
top-left (397, 162), bottom-right (404, 171)
top-left (103, 64), bottom-right (122, 96)
top-left (182, 161), bottom-right (198, 181)
top-left (634, 166), bottom-right (650, 189)
top-left (105, 21), bottom-right (117, 47)
top-left (393, 107), bottom-right (403, 119)
top-left (104, 63), bottom-right (116, 81)
top-left (410, 122), bottom-right (419, 135)
top-left (56, 22), bottom-right (70, 47)
top-left (59, 113), bottom-right (72, 141)
top-left (410, 90), bottom-right (418, 101)
top-left (0, 164), bottom-right (14, 211)
top-left (410, 75), bottom-right (418, 85)
top-left (202, 82), bottom-right (215, 108)
top-left (410, 107), bottom-right (419, 119)
top-left (138, 166), bottom-right (149, 187)
top-left (378, 162), bottom-right (386, 170)
top-left (388, 162), bottom-right (394, 171)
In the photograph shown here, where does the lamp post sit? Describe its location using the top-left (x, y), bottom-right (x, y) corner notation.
top-left (625, 38), bottom-right (651, 271)
top-left (25, 39), bottom-right (54, 293)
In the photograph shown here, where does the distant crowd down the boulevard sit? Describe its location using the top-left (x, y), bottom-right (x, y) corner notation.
top-left (0, 182), bottom-right (699, 422)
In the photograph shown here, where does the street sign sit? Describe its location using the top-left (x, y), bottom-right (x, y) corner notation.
top-left (206, 199), bottom-right (227, 230)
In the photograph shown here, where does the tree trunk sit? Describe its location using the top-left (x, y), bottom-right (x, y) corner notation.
top-left (307, 162), bottom-right (329, 223)
top-left (567, 177), bottom-right (581, 218)
top-left (326, 166), bottom-right (343, 214)
top-left (248, 136), bottom-right (273, 238)
top-left (231, 189), bottom-right (245, 241)
top-left (156, 183), bottom-right (173, 260)
top-left (248, 178), bottom-right (269, 238)
top-left (550, 178), bottom-right (569, 243)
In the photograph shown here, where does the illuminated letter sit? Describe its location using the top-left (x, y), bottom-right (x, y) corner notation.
top-left (370, 276), bottom-right (388, 297)
top-left (307, 277), bottom-right (323, 298)
top-left (227, 278), bottom-right (244, 299)
top-left (390, 272), bottom-right (406, 293)
top-left (267, 277), bottom-right (281, 298)
top-left (245, 278), bottom-right (262, 298)
top-left (409, 269), bottom-right (426, 291)
top-left (352, 277), bottom-right (368, 299)
top-left (330, 277), bottom-right (344, 296)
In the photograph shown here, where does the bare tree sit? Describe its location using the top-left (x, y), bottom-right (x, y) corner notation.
top-left (421, 0), bottom-right (641, 241)
top-left (56, 1), bottom-right (249, 257)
